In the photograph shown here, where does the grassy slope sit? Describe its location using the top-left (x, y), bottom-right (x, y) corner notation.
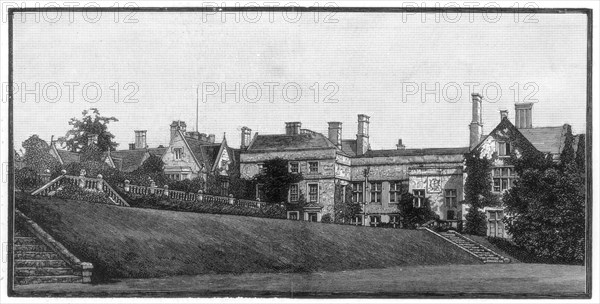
top-left (17, 194), bottom-right (480, 280)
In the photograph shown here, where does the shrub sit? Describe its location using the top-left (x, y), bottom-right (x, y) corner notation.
top-left (15, 167), bottom-right (39, 192)
top-left (54, 184), bottom-right (113, 205)
top-left (320, 214), bottom-right (333, 223)
top-left (464, 208), bottom-right (487, 236)
top-left (125, 193), bottom-right (286, 220)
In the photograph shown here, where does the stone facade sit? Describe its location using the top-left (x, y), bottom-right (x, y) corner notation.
top-left (239, 118), bottom-right (468, 225)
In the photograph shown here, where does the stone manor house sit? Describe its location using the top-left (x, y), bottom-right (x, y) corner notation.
top-left (47, 93), bottom-right (582, 238)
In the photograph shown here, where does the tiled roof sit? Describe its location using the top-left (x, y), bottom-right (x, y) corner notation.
top-left (108, 149), bottom-right (147, 172)
top-left (147, 147), bottom-right (167, 157)
top-left (247, 132), bottom-right (336, 152)
top-left (518, 125), bottom-right (567, 155)
top-left (56, 149), bottom-right (81, 164)
top-left (341, 140), bottom-right (357, 156)
top-left (185, 136), bottom-right (222, 169)
top-left (363, 147), bottom-right (469, 158)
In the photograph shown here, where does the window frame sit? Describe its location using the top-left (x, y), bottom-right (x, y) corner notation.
top-left (498, 141), bottom-right (511, 157)
top-left (389, 180), bottom-right (407, 203)
top-left (174, 147), bottom-right (183, 160)
top-left (289, 184), bottom-right (299, 202)
top-left (492, 166), bottom-right (517, 193)
top-left (444, 189), bottom-right (458, 208)
top-left (289, 162), bottom-right (299, 173)
top-left (351, 182), bottom-right (364, 203)
top-left (308, 183), bottom-right (319, 202)
top-left (413, 189), bottom-right (426, 208)
top-left (308, 161), bottom-right (319, 174)
top-left (370, 182), bottom-right (382, 203)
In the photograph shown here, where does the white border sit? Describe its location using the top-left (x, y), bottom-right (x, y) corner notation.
top-left (1, 1), bottom-right (598, 303)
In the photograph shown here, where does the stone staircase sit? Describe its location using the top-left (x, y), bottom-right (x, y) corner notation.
top-left (14, 210), bottom-right (93, 285)
top-left (14, 228), bottom-right (83, 284)
top-left (437, 231), bottom-right (510, 263)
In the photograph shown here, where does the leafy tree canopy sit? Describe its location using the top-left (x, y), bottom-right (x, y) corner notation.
top-left (21, 135), bottom-right (61, 174)
top-left (58, 108), bottom-right (119, 152)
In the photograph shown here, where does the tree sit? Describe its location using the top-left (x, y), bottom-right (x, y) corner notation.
top-left (398, 193), bottom-right (438, 229)
top-left (333, 183), bottom-right (361, 224)
top-left (464, 208), bottom-right (488, 236)
top-left (21, 135), bottom-right (61, 174)
top-left (254, 158), bottom-right (302, 204)
top-left (58, 108), bottom-right (119, 152)
top-left (138, 154), bottom-right (164, 174)
top-left (503, 159), bottom-right (585, 264)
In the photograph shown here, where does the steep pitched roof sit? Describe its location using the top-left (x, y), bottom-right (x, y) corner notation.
top-left (108, 149), bottom-right (148, 172)
top-left (518, 125), bottom-right (569, 155)
top-left (247, 132), bottom-right (336, 152)
top-left (341, 139), bottom-right (357, 156)
top-left (56, 149), bottom-right (81, 164)
top-left (184, 136), bottom-right (222, 170)
top-left (363, 147), bottom-right (469, 158)
top-left (147, 147), bottom-right (167, 157)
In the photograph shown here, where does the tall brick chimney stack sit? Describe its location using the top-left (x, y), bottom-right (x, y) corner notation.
top-left (515, 103), bottom-right (533, 129)
top-left (170, 121), bottom-right (187, 143)
top-left (134, 130), bottom-right (147, 149)
top-left (241, 127), bottom-right (252, 149)
top-left (356, 114), bottom-right (370, 156)
top-left (469, 93), bottom-right (483, 150)
top-left (328, 122), bottom-right (342, 148)
top-left (285, 122), bottom-right (301, 135)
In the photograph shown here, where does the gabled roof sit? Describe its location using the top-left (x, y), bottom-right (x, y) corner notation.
top-left (183, 135), bottom-right (223, 171)
top-left (473, 117), bottom-right (570, 157)
top-left (518, 125), bottom-right (569, 155)
top-left (52, 145), bottom-right (81, 165)
top-left (107, 149), bottom-right (148, 172)
top-left (363, 147), bottom-right (469, 158)
top-left (247, 132), bottom-right (337, 152)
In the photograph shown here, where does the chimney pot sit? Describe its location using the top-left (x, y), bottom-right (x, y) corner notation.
top-left (129, 143), bottom-right (135, 150)
top-left (170, 121), bottom-right (187, 143)
top-left (515, 103), bottom-right (533, 129)
top-left (469, 94), bottom-right (483, 150)
top-left (208, 134), bottom-right (215, 143)
top-left (499, 109), bottom-right (509, 120)
top-left (396, 139), bottom-right (405, 150)
top-left (134, 130), bottom-right (147, 149)
top-left (357, 114), bottom-right (370, 155)
top-left (241, 127), bottom-right (252, 149)
top-left (285, 122), bottom-right (301, 135)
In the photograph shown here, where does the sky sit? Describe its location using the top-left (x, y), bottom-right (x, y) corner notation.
top-left (12, 10), bottom-right (588, 151)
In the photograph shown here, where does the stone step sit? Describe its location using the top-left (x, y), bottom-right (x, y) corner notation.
top-left (14, 237), bottom-right (40, 245)
top-left (15, 267), bottom-right (78, 276)
top-left (15, 230), bottom-right (33, 238)
top-left (14, 251), bottom-right (61, 260)
top-left (15, 275), bottom-right (82, 285)
top-left (15, 259), bottom-right (69, 268)
top-left (14, 245), bottom-right (49, 252)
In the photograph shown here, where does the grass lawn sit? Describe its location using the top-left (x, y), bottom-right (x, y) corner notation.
top-left (16, 194), bottom-right (479, 281)
top-left (13, 263), bottom-right (586, 297)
